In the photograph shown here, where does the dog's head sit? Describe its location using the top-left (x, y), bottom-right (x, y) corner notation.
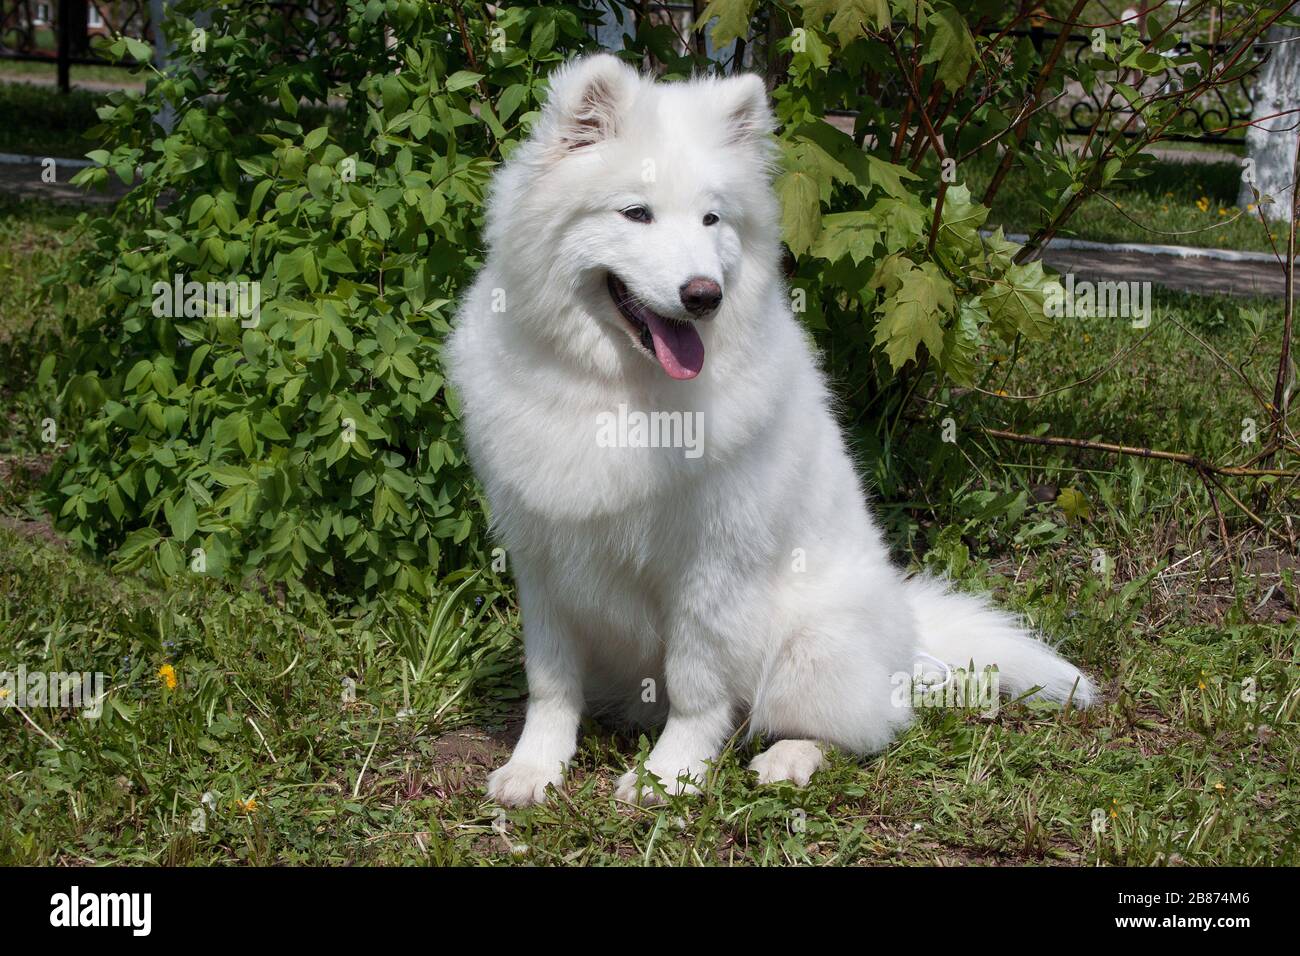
top-left (485, 54), bottom-right (780, 381)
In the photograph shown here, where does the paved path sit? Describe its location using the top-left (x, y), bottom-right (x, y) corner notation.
top-left (1040, 247), bottom-right (1291, 298)
top-left (1025, 236), bottom-right (1294, 298)
top-left (0, 157), bottom-right (126, 204)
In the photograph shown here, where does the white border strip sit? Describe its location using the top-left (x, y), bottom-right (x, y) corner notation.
top-left (998, 231), bottom-right (1280, 264)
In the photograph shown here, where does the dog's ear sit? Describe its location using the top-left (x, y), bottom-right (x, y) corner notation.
top-left (720, 73), bottom-right (774, 146)
top-left (542, 54), bottom-right (640, 151)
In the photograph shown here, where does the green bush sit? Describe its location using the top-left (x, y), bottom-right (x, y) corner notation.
top-left (45, 0), bottom-right (598, 597)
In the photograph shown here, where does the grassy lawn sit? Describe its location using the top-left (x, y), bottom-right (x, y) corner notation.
top-left (1, 188), bottom-right (1297, 865)
top-left (974, 145), bottom-right (1284, 254)
top-left (0, 61), bottom-right (141, 88)
top-left (0, 82), bottom-right (109, 158)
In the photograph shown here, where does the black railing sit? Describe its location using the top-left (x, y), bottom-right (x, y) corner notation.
top-left (0, 0), bottom-right (154, 90)
top-left (1012, 29), bottom-right (1268, 145)
top-left (827, 27), bottom-right (1267, 147)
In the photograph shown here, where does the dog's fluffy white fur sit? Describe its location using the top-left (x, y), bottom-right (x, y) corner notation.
top-left (447, 54), bottom-right (1096, 806)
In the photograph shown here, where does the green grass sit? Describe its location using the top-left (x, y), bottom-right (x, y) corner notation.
top-left (0, 61), bottom-right (142, 87)
top-left (976, 147), bottom-right (1285, 253)
top-left (0, 81), bottom-right (109, 158)
top-left (0, 195), bottom-right (86, 343)
top-left (1, 181), bottom-right (1298, 866)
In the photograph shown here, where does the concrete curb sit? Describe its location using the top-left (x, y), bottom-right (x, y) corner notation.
top-left (0, 152), bottom-right (93, 168)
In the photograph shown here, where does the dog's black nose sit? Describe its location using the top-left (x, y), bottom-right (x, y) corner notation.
top-left (680, 277), bottom-right (722, 315)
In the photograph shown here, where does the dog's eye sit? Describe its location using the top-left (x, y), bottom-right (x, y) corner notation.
top-left (702, 212), bottom-right (719, 226)
top-left (620, 205), bottom-right (653, 223)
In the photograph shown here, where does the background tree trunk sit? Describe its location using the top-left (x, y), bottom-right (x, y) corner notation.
top-left (1239, 18), bottom-right (1300, 219)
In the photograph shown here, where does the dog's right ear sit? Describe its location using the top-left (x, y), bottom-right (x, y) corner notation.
top-left (540, 54), bottom-right (640, 151)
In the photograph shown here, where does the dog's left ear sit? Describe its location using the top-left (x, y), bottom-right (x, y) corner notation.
top-left (720, 74), bottom-right (774, 146)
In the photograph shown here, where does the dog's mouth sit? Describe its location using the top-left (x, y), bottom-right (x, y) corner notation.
top-left (606, 273), bottom-right (704, 380)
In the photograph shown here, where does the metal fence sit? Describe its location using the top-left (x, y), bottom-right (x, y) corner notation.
top-left (0, 0), bottom-right (154, 90)
top-left (1014, 29), bottom-right (1269, 145)
top-left (826, 28), bottom-right (1268, 146)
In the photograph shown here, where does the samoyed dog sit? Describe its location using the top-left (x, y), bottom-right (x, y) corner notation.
top-left (447, 54), bottom-right (1096, 807)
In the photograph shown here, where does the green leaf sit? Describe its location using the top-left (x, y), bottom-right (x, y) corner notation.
top-left (445, 71), bottom-right (483, 93)
top-left (923, 4), bottom-right (978, 89)
top-left (784, 138), bottom-right (852, 202)
top-left (307, 164), bottom-right (333, 197)
top-left (866, 155), bottom-right (920, 201)
top-left (167, 495), bottom-right (198, 543)
top-left (934, 183), bottom-right (989, 253)
top-left (496, 84), bottom-right (528, 124)
top-left (528, 17), bottom-right (556, 57)
top-left (980, 260), bottom-right (1054, 343)
top-left (874, 262), bottom-right (954, 370)
top-left (811, 211), bottom-right (882, 265)
top-left (776, 170), bottom-right (822, 256)
top-left (697, 0), bottom-right (755, 47)
top-left (125, 359), bottom-right (152, 391)
top-left (799, 0), bottom-right (889, 46)
top-left (368, 204), bottom-right (391, 241)
top-left (124, 37), bottom-right (152, 63)
top-left (1056, 487), bottom-right (1091, 523)
top-left (278, 79), bottom-right (298, 117)
top-left (873, 197), bottom-right (927, 250)
top-left (941, 299), bottom-right (985, 387)
top-left (303, 126), bottom-right (329, 151)
top-left (320, 246), bottom-right (356, 273)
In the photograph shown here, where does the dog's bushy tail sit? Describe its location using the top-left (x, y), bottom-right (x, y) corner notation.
top-left (904, 575), bottom-right (1098, 707)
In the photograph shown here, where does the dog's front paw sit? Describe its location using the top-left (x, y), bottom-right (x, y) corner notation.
top-left (487, 760), bottom-right (565, 807)
top-left (614, 768), bottom-right (701, 805)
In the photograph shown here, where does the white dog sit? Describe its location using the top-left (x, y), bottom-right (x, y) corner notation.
top-left (447, 54), bottom-right (1096, 807)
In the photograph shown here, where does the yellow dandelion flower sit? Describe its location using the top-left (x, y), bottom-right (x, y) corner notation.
top-left (1198, 679), bottom-right (1206, 690)
top-left (1218, 208), bottom-right (1228, 216)
top-left (1214, 781), bottom-right (1225, 792)
top-left (158, 663), bottom-right (177, 690)
top-left (1195, 196), bottom-right (1210, 213)
top-left (234, 797), bottom-right (258, 813)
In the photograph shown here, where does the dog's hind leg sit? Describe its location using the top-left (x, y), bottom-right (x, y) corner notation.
top-left (749, 589), bottom-right (915, 785)
top-left (748, 739), bottom-right (826, 785)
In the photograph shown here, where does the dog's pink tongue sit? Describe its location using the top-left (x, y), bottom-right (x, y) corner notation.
top-left (641, 311), bottom-right (704, 380)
